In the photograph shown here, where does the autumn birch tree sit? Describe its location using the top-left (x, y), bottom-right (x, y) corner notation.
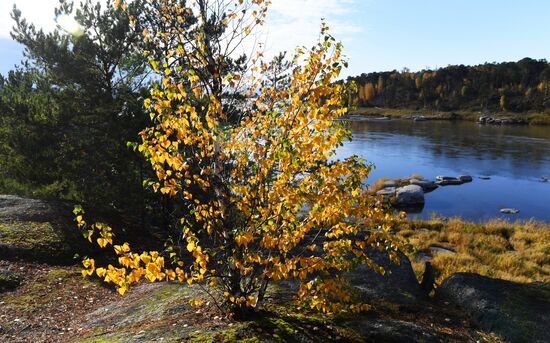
top-left (76, 0), bottom-right (400, 316)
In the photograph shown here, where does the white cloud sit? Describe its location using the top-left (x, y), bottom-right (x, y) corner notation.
top-left (261, 0), bottom-right (362, 58)
top-left (57, 14), bottom-right (85, 37)
top-left (0, 0), bottom-right (61, 38)
top-left (0, 0), bottom-right (363, 65)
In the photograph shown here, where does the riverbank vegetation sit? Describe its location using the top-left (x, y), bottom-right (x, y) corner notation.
top-left (347, 58), bottom-right (550, 124)
top-left (397, 217), bottom-right (550, 284)
top-left (349, 106), bottom-right (550, 125)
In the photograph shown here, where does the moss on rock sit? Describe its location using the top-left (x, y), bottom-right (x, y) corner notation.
top-left (0, 269), bottom-right (21, 292)
top-left (0, 195), bottom-right (91, 264)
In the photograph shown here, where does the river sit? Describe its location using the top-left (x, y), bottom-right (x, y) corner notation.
top-left (336, 119), bottom-right (550, 222)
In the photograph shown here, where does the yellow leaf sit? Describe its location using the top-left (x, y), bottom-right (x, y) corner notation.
top-left (114, 245), bottom-right (124, 255)
top-left (140, 252), bottom-right (151, 264)
top-left (150, 60), bottom-right (158, 72)
top-left (97, 237), bottom-right (108, 248)
top-left (117, 285), bottom-right (128, 295)
top-left (96, 267), bottom-right (107, 278)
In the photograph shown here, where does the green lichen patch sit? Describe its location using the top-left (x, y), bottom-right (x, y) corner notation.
top-left (0, 220), bottom-right (85, 263)
top-left (0, 222), bottom-right (65, 249)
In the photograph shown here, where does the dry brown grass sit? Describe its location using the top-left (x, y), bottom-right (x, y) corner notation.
top-left (528, 112), bottom-right (550, 125)
top-left (396, 217), bottom-right (550, 284)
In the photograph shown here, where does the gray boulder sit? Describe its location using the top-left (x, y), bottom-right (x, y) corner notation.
top-left (347, 249), bottom-right (423, 305)
top-left (376, 187), bottom-right (396, 197)
top-left (394, 185), bottom-right (425, 205)
top-left (436, 273), bottom-right (550, 343)
top-left (435, 176), bottom-right (463, 186)
top-left (429, 245), bottom-right (456, 255)
top-left (0, 194), bottom-right (73, 222)
top-left (277, 248), bottom-right (424, 306)
top-left (478, 116), bottom-right (489, 124)
top-left (382, 180), bottom-right (398, 188)
top-left (500, 208), bottom-right (520, 214)
top-left (409, 179), bottom-right (438, 192)
top-left (458, 175), bottom-right (473, 182)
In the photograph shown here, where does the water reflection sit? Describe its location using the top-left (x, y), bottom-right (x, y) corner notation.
top-left (335, 119), bottom-right (550, 222)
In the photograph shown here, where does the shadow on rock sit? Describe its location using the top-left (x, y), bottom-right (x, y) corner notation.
top-left (436, 272), bottom-right (550, 343)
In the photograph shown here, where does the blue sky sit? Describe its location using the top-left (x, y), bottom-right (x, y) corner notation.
top-left (1, 0), bottom-right (549, 77)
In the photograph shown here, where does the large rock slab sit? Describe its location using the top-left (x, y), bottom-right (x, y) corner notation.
top-left (0, 194), bottom-right (78, 224)
top-left (347, 249), bottom-right (423, 305)
top-left (77, 281), bottom-right (473, 343)
top-left (0, 195), bottom-right (88, 263)
top-left (436, 273), bottom-right (550, 343)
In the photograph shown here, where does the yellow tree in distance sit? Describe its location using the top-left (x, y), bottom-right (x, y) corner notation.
top-left (75, 0), bottom-right (401, 316)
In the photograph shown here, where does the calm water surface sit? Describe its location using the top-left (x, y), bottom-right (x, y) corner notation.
top-left (336, 119), bottom-right (550, 222)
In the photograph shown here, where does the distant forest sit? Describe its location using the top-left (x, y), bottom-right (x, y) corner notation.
top-left (348, 58), bottom-right (550, 113)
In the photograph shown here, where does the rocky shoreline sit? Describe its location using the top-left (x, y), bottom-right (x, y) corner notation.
top-left (1, 195), bottom-right (548, 342)
top-left (373, 174), bottom-right (528, 215)
top-left (374, 175), bottom-right (475, 210)
top-left (344, 107), bottom-right (550, 126)
top-left (342, 113), bottom-right (532, 126)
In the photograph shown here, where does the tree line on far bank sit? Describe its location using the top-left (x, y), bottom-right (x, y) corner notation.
top-left (348, 58), bottom-right (550, 113)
